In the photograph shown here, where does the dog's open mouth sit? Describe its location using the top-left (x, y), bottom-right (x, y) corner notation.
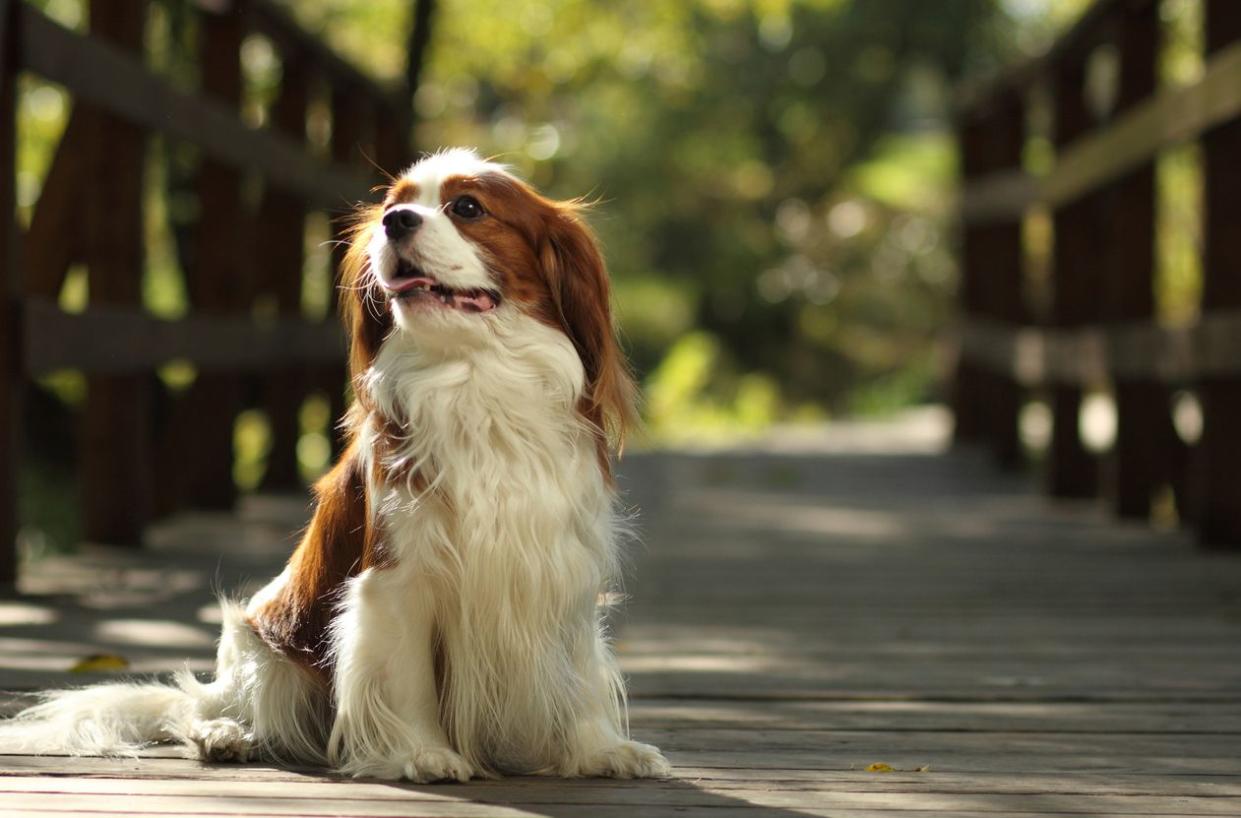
top-left (384, 260), bottom-right (500, 313)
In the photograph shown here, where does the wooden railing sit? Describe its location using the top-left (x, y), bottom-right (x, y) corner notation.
top-left (0, 0), bottom-right (413, 581)
top-left (954, 0), bottom-right (1241, 547)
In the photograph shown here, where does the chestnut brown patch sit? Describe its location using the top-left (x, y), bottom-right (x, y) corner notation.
top-left (247, 442), bottom-right (385, 675)
top-left (438, 173), bottom-right (638, 476)
top-left (385, 178), bottom-right (419, 206)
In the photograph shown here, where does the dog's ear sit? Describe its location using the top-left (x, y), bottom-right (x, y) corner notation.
top-left (539, 203), bottom-right (639, 456)
top-left (339, 205), bottom-right (391, 397)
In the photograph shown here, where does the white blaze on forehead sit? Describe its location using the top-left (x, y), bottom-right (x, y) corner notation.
top-left (400, 148), bottom-right (513, 206)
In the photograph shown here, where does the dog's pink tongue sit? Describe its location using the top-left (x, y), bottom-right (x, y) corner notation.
top-left (454, 291), bottom-right (497, 312)
top-left (388, 276), bottom-right (435, 294)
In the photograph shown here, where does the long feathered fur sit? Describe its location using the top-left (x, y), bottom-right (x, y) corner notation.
top-left (0, 148), bottom-right (667, 781)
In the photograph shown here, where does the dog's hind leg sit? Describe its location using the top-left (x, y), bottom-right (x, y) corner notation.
top-left (177, 600), bottom-right (329, 765)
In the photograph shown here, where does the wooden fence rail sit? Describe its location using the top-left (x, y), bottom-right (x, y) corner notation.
top-left (0, 0), bottom-right (414, 582)
top-left (954, 0), bottom-right (1241, 546)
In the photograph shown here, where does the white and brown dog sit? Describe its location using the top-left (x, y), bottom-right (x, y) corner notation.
top-left (3, 149), bottom-right (669, 782)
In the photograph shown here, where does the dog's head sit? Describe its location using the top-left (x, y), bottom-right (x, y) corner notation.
top-left (340, 149), bottom-right (636, 451)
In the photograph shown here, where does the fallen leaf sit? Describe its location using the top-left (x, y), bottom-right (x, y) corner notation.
top-left (70, 654), bottom-right (129, 673)
top-left (865, 762), bottom-right (894, 773)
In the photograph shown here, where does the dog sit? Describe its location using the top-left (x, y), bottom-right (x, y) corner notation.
top-left (2, 149), bottom-right (670, 782)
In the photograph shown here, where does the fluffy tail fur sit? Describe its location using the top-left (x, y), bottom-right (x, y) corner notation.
top-left (0, 601), bottom-right (328, 763)
top-left (0, 677), bottom-right (200, 757)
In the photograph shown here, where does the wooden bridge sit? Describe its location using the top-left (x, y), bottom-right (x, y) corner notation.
top-left (3, 412), bottom-right (1241, 815)
top-left (2, 0), bottom-right (1241, 816)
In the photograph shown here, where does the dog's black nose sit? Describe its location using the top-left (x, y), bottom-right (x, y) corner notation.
top-left (383, 208), bottom-right (422, 240)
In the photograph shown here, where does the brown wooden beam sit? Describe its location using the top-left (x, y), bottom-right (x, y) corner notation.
top-left (374, 103), bottom-right (409, 178)
top-left (952, 118), bottom-right (987, 447)
top-left (21, 300), bottom-right (343, 375)
top-left (1048, 57), bottom-right (1100, 500)
top-left (405, 0), bottom-right (436, 121)
top-left (172, 7), bottom-right (248, 512)
top-left (80, 0), bottom-right (150, 546)
top-left (19, 5), bottom-right (374, 208)
top-left (325, 85), bottom-right (369, 457)
top-left (1198, 0), bottom-right (1241, 548)
top-left (1103, 3), bottom-right (1175, 521)
top-left (257, 53), bottom-right (310, 492)
top-left (22, 109), bottom-right (87, 298)
top-left (979, 95), bottom-right (1026, 469)
top-left (958, 0), bottom-right (1158, 117)
top-left (243, 0), bottom-right (403, 115)
top-left (0, 0), bottom-right (21, 583)
top-left (960, 37), bottom-right (1241, 224)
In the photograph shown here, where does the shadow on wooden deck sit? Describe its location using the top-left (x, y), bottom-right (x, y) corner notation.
top-left (3, 409), bottom-right (1241, 815)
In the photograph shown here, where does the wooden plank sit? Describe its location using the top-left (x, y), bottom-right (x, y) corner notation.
top-left (79, 0), bottom-right (151, 547)
top-left (961, 37), bottom-right (1241, 223)
top-left (0, 0), bottom-right (19, 584)
top-left (21, 299), bottom-right (344, 375)
top-left (4, 754), bottom-right (1241, 798)
top-left (957, 312), bottom-right (1241, 385)
top-left (18, 4), bottom-right (374, 209)
top-left (1197, 0), bottom-right (1241, 549)
top-left (1, 776), bottom-right (1240, 817)
top-left (5, 425), bottom-right (1241, 814)
top-left (2, 773), bottom-right (1241, 814)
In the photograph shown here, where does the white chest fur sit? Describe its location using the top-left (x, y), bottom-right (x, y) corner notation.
top-left (352, 313), bottom-right (623, 771)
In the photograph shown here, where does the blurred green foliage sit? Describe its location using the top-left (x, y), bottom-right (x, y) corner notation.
top-left (13, 0), bottom-right (1211, 486)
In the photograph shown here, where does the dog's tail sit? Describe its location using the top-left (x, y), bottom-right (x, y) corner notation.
top-left (0, 675), bottom-right (203, 757)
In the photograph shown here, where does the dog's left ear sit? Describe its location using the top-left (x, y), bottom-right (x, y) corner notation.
top-left (539, 202), bottom-right (639, 452)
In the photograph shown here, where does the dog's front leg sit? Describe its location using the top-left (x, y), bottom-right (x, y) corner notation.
top-left (327, 568), bottom-right (472, 782)
top-left (562, 630), bottom-right (671, 779)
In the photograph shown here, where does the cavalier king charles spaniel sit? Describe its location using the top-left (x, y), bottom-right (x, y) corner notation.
top-left (3, 149), bottom-right (670, 782)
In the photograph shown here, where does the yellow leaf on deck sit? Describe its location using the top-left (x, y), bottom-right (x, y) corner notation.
top-left (70, 654), bottom-right (130, 673)
top-left (865, 762), bottom-right (894, 773)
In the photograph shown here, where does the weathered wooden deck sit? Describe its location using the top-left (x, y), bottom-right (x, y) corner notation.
top-left (3, 410), bottom-right (1241, 817)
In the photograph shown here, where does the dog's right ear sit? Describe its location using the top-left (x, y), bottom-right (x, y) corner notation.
top-left (339, 205), bottom-right (391, 394)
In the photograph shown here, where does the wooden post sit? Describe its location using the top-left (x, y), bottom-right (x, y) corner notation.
top-left (1048, 57), bottom-right (1100, 499)
top-left (374, 102), bottom-right (408, 178)
top-left (0, 0), bottom-right (20, 582)
top-left (981, 94), bottom-right (1026, 469)
top-left (81, 0), bottom-right (152, 544)
top-left (952, 117), bottom-right (987, 447)
top-left (1102, 6), bottom-right (1169, 520)
top-left (326, 84), bottom-right (367, 455)
top-left (258, 52), bottom-right (310, 491)
top-left (174, 7), bottom-right (246, 510)
top-left (1198, 0), bottom-right (1241, 547)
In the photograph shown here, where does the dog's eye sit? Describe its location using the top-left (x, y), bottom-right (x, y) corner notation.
top-left (450, 196), bottom-right (484, 220)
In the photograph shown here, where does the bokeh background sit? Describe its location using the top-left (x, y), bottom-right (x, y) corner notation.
top-left (13, 0), bottom-right (1206, 553)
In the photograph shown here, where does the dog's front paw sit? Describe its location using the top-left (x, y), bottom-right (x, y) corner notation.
top-left (577, 740), bottom-right (671, 779)
top-left (401, 746), bottom-right (474, 783)
top-left (188, 718), bottom-right (254, 763)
